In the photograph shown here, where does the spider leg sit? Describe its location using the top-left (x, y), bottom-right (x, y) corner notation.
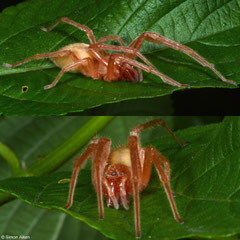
top-left (43, 57), bottom-right (96, 89)
top-left (139, 146), bottom-right (170, 194)
top-left (128, 135), bottom-right (142, 238)
top-left (41, 17), bottom-right (96, 44)
top-left (2, 50), bottom-right (79, 68)
top-left (65, 138), bottom-right (111, 221)
top-left (90, 42), bottom-right (185, 85)
top-left (128, 119), bottom-right (185, 238)
top-left (91, 138), bottom-right (111, 219)
top-left (129, 32), bottom-right (236, 85)
top-left (65, 143), bottom-right (96, 209)
top-left (100, 53), bottom-right (189, 87)
top-left (130, 118), bottom-right (186, 148)
top-left (146, 146), bottom-right (182, 223)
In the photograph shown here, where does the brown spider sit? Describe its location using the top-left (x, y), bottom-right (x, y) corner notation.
top-left (65, 118), bottom-right (186, 238)
top-left (3, 17), bottom-right (236, 89)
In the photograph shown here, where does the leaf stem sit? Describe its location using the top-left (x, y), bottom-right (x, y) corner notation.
top-left (0, 142), bottom-right (25, 176)
top-left (27, 116), bottom-right (115, 176)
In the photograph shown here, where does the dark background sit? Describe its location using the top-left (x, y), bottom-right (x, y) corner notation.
top-left (1, 0), bottom-right (239, 116)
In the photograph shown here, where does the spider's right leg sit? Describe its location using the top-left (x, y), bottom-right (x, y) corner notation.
top-left (90, 138), bottom-right (111, 219)
top-left (2, 50), bottom-right (79, 68)
top-left (65, 138), bottom-right (111, 221)
top-left (65, 142), bottom-right (96, 209)
top-left (41, 17), bottom-right (96, 44)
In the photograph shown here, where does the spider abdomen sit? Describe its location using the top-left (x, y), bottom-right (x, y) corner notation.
top-left (50, 43), bottom-right (97, 75)
top-left (109, 146), bottom-right (131, 167)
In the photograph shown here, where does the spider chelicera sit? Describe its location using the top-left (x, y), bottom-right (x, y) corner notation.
top-left (65, 118), bottom-right (187, 238)
top-left (2, 17), bottom-right (236, 89)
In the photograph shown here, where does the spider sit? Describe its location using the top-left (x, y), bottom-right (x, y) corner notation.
top-left (2, 17), bottom-right (236, 89)
top-left (65, 118), bottom-right (187, 238)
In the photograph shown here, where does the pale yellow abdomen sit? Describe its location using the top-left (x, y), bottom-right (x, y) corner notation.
top-left (50, 43), bottom-right (95, 73)
top-left (109, 146), bottom-right (131, 167)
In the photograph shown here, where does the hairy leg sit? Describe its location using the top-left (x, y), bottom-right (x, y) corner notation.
top-left (41, 17), bottom-right (96, 44)
top-left (65, 143), bottom-right (96, 209)
top-left (147, 146), bottom-right (182, 223)
top-left (2, 50), bottom-right (79, 68)
top-left (65, 138), bottom-right (111, 221)
top-left (130, 118), bottom-right (186, 148)
top-left (99, 53), bottom-right (189, 87)
top-left (128, 135), bottom-right (142, 238)
top-left (129, 32), bottom-right (236, 85)
top-left (44, 57), bottom-right (96, 89)
top-left (91, 138), bottom-right (111, 219)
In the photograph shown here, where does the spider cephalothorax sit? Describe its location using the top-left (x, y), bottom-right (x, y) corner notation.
top-left (103, 163), bottom-right (131, 210)
top-left (3, 17), bottom-right (236, 89)
top-left (65, 118), bottom-right (186, 238)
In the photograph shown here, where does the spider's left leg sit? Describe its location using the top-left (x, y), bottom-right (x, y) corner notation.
top-left (65, 142), bottom-right (97, 209)
top-left (146, 146), bottom-right (182, 223)
top-left (129, 32), bottom-right (236, 85)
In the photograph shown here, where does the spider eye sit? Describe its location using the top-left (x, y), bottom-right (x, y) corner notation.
top-left (111, 171), bottom-right (117, 176)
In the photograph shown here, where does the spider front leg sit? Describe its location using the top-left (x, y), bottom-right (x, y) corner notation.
top-left (129, 32), bottom-right (236, 85)
top-left (65, 138), bottom-right (111, 220)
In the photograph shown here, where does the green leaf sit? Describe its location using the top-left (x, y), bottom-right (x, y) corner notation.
top-left (0, 200), bottom-right (108, 240)
top-left (0, 117), bottom-right (239, 239)
top-left (0, 141), bottom-right (23, 176)
top-left (0, 0), bottom-right (239, 115)
top-left (0, 116), bottom-right (114, 240)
